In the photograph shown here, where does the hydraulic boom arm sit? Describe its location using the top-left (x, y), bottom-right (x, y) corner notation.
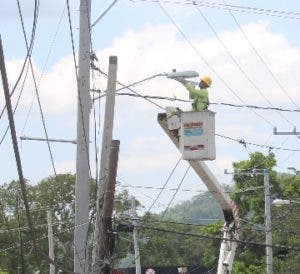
top-left (158, 113), bottom-right (239, 274)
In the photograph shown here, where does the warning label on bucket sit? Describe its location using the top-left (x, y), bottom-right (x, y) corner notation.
top-left (184, 145), bottom-right (204, 151)
top-left (183, 122), bottom-right (203, 136)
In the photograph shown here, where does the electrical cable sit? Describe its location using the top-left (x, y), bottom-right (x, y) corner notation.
top-left (0, 219), bottom-right (89, 254)
top-left (216, 133), bottom-right (300, 152)
top-left (134, 0), bottom-right (300, 20)
top-left (139, 225), bottom-right (300, 251)
top-left (0, 0), bottom-right (38, 123)
top-left (145, 156), bottom-right (182, 213)
top-left (96, 69), bottom-right (166, 110)
top-left (128, 163), bottom-right (191, 266)
top-left (93, 76), bottom-right (299, 154)
top-left (92, 0), bottom-right (119, 27)
top-left (194, 3), bottom-right (296, 128)
top-left (16, 0), bottom-right (57, 176)
top-left (20, 3), bottom-right (66, 139)
top-left (222, 0), bottom-right (299, 110)
top-left (161, 165), bottom-right (191, 219)
top-left (95, 91), bottom-right (300, 113)
top-left (1, 34), bottom-right (55, 271)
top-left (156, 1), bottom-right (275, 127)
top-left (0, 60), bottom-right (30, 146)
top-left (92, 71), bottom-right (166, 101)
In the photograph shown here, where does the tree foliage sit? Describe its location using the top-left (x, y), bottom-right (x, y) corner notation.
top-left (0, 152), bottom-right (299, 273)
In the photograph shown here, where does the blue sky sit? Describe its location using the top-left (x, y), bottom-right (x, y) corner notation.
top-left (1, 0), bottom-right (300, 211)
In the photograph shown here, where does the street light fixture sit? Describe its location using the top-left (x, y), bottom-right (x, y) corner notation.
top-left (272, 199), bottom-right (300, 206)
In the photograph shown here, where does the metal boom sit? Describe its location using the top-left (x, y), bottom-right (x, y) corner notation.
top-left (158, 113), bottom-right (239, 274)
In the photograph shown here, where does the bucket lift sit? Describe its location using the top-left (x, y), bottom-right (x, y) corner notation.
top-left (158, 110), bottom-right (240, 274)
top-left (158, 111), bottom-right (239, 273)
top-left (159, 74), bottom-right (240, 273)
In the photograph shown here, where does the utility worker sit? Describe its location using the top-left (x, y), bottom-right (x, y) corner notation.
top-left (177, 76), bottom-right (212, 111)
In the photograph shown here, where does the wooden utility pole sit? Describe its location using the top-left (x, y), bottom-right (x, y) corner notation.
top-left (131, 196), bottom-right (141, 274)
top-left (74, 0), bottom-right (91, 273)
top-left (97, 140), bottom-right (120, 273)
top-left (47, 211), bottom-right (55, 274)
top-left (92, 56), bottom-right (118, 273)
top-left (0, 35), bottom-right (38, 255)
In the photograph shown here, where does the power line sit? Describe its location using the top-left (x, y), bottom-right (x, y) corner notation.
top-left (139, 225), bottom-right (300, 251)
top-left (100, 92), bottom-right (300, 113)
top-left (146, 157), bottom-right (182, 213)
top-left (194, 4), bottom-right (295, 128)
top-left (222, 0), bottom-right (300, 110)
top-left (19, 3), bottom-right (66, 140)
top-left (216, 133), bottom-right (300, 152)
top-left (128, 161), bottom-right (190, 266)
top-left (0, 219), bottom-right (72, 234)
top-left (91, 71), bottom-right (166, 101)
top-left (0, 0), bottom-right (38, 124)
top-left (0, 219), bottom-right (89, 254)
top-left (91, 0), bottom-right (119, 27)
top-left (134, 0), bottom-right (300, 20)
top-left (16, 0), bottom-right (57, 176)
top-left (95, 68), bottom-right (166, 110)
top-left (0, 60), bottom-right (30, 146)
top-left (156, 1), bottom-right (275, 127)
top-left (161, 165), bottom-right (191, 219)
top-left (119, 183), bottom-right (214, 193)
top-left (1, 32), bottom-right (38, 260)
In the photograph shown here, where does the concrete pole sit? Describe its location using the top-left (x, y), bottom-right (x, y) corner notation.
top-left (92, 56), bottom-right (118, 273)
top-left (47, 211), bottom-right (55, 274)
top-left (131, 196), bottom-right (141, 274)
top-left (74, 0), bottom-right (91, 273)
top-left (264, 170), bottom-right (273, 274)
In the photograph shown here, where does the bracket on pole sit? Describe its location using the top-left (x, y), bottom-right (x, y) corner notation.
top-left (20, 136), bottom-right (77, 144)
top-left (273, 127), bottom-right (300, 135)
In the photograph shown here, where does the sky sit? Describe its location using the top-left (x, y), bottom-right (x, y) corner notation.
top-left (1, 0), bottom-right (300, 213)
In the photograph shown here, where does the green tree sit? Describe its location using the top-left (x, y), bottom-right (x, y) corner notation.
top-left (0, 174), bottom-right (97, 273)
top-left (231, 152), bottom-right (279, 223)
top-left (230, 153), bottom-right (300, 273)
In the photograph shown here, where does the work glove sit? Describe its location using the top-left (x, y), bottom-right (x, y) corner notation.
top-left (174, 77), bottom-right (187, 84)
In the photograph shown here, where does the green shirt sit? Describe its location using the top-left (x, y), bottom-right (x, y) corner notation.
top-left (185, 82), bottom-right (209, 111)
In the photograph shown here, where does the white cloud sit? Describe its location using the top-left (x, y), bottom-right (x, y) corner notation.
top-left (53, 160), bottom-right (75, 174)
top-left (3, 21), bottom-right (299, 116)
top-left (2, 20), bottom-right (300, 182)
top-left (119, 136), bottom-right (180, 174)
top-left (0, 0), bottom-right (79, 21)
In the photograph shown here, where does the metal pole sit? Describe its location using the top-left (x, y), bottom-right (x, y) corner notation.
top-left (131, 196), bottom-right (141, 274)
top-left (264, 170), bottom-right (273, 274)
top-left (92, 56), bottom-right (118, 273)
top-left (47, 211), bottom-right (55, 274)
top-left (74, 0), bottom-right (91, 272)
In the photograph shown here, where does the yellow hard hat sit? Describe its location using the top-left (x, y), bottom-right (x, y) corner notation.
top-left (201, 76), bottom-right (212, 87)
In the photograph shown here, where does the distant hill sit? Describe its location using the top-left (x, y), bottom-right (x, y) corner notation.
top-left (162, 191), bottom-right (224, 224)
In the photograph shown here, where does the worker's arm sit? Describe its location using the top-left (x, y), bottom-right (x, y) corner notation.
top-left (184, 82), bottom-right (198, 99)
